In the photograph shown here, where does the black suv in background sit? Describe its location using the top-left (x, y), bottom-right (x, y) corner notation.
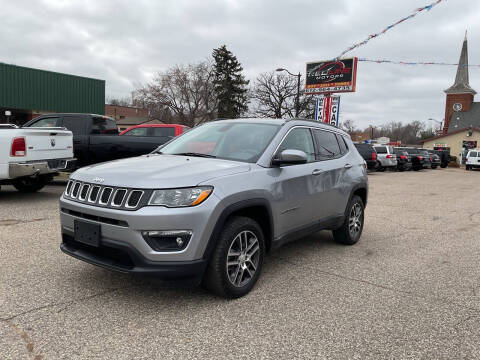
top-left (395, 147), bottom-right (425, 171)
top-left (418, 149), bottom-right (432, 169)
top-left (425, 150), bottom-right (441, 169)
top-left (354, 143), bottom-right (378, 170)
top-left (392, 148), bottom-right (412, 171)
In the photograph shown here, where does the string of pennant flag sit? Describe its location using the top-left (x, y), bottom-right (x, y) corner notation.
top-left (358, 58), bottom-right (480, 67)
top-left (336, 0), bottom-right (444, 59)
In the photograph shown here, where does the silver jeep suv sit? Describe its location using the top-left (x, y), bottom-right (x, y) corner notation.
top-left (60, 119), bottom-right (368, 298)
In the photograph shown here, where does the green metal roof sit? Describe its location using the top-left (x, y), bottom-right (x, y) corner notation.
top-left (0, 63), bottom-right (105, 114)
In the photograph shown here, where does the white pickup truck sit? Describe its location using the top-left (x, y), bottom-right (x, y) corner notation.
top-left (0, 124), bottom-right (76, 192)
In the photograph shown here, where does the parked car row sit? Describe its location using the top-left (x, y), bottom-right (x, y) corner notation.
top-left (353, 143), bottom-right (449, 172)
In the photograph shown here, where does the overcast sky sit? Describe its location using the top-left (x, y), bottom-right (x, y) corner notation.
top-left (2, 0), bottom-right (480, 129)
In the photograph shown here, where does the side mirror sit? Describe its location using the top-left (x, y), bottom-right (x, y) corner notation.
top-left (272, 149), bottom-right (308, 166)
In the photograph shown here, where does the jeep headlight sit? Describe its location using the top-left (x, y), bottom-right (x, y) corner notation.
top-left (148, 186), bottom-right (213, 207)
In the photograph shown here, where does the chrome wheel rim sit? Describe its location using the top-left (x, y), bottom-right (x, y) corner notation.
top-left (226, 230), bottom-right (260, 287)
top-left (349, 203), bottom-right (363, 238)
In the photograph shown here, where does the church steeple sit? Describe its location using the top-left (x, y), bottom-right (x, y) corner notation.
top-left (445, 31), bottom-right (476, 95)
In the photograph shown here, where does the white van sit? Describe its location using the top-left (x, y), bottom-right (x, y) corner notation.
top-left (465, 149), bottom-right (480, 170)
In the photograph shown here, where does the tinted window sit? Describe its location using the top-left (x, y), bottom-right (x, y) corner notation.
top-left (160, 122), bottom-right (280, 163)
top-left (277, 128), bottom-right (315, 162)
top-left (30, 117), bottom-right (61, 127)
top-left (62, 117), bottom-right (85, 135)
top-left (91, 117), bottom-right (118, 135)
top-left (375, 146), bottom-right (387, 154)
top-left (151, 127), bottom-right (175, 137)
top-left (469, 151), bottom-right (478, 157)
top-left (123, 127), bottom-right (148, 136)
top-left (404, 148), bottom-right (419, 155)
top-left (336, 134), bottom-right (348, 154)
top-left (314, 130), bottom-right (341, 159)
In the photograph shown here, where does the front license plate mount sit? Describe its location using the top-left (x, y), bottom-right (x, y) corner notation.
top-left (74, 220), bottom-right (101, 247)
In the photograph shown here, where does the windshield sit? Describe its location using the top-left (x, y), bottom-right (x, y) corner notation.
top-left (159, 122), bottom-right (281, 163)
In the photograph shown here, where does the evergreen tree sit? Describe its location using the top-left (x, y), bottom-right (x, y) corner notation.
top-left (212, 45), bottom-right (249, 118)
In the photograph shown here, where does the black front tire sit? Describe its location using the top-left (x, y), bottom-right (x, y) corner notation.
top-left (12, 175), bottom-right (50, 193)
top-left (333, 195), bottom-right (365, 245)
top-left (431, 165), bottom-right (437, 169)
top-left (203, 216), bottom-right (265, 298)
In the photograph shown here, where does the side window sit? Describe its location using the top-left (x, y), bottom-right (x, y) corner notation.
top-left (313, 130), bottom-right (341, 160)
top-left (91, 117), bottom-right (118, 135)
top-left (62, 117), bottom-right (85, 135)
top-left (124, 127), bottom-right (148, 136)
top-left (29, 117), bottom-right (61, 127)
top-left (277, 128), bottom-right (315, 162)
top-left (336, 134), bottom-right (348, 155)
top-left (150, 127), bottom-right (175, 137)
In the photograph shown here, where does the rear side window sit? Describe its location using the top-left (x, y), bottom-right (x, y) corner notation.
top-left (313, 130), bottom-right (341, 159)
top-left (277, 128), bottom-right (315, 162)
top-left (124, 127), bottom-right (148, 136)
top-left (30, 117), bottom-right (61, 127)
top-left (62, 117), bottom-right (85, 135)
top-left (91, 117), bottom-right (118, 135)
top-left (150, 127), bottom-right (175, 137)
top-left (375, 146), bottom-right (387, 154)
top-left (336, 134), bottom-right (348, 154)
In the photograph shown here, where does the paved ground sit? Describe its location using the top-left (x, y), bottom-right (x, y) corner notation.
top-left (1, 168), bottom-right (479, 359)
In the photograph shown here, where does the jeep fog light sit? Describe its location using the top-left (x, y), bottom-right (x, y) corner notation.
top-left (142, 230), bottom-right (192, 252)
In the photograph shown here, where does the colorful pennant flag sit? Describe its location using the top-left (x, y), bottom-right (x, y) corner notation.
top-left (358, 58), bottom-right (480, 67)
top-left (336, 0), bottom-right (444, 59)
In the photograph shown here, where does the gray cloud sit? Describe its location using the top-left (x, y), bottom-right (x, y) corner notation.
top-left (1, 0), bottom-right (479, 128)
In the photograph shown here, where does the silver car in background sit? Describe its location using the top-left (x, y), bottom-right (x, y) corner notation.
top-left (374, 145), bottom-right (397, 171)
top-left (60, 119), bottom-right (368, 298)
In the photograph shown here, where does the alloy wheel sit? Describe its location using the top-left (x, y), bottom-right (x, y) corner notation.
top-left (348, 203), bottom-right (363, 238)
top-left (226, 230), bottom-right (260, 287)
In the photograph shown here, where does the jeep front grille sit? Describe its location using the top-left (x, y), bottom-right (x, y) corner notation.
top-left (63, 181), bottom-right (150, 211)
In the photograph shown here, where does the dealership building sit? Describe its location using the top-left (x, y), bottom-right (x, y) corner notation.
top-left (0, 62), bottom-right (105, 125)
top-left (422, 34), bottom-right (480, 160)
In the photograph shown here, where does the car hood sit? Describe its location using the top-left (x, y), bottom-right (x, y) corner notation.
top-left (72, 154), bottom-right (251, 188)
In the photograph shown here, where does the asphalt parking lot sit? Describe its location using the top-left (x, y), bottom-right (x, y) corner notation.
top-left (1, 168), bottom-right (480, 359)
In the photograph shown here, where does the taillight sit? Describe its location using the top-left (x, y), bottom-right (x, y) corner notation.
top-left (11, 137), bottom-right (26, 157)
top-left (417, 156), bottom-right (423, 160)
top-left (430, 157), bottom-right (433, 161)
top-left (372, 152), bottom-right (376, 161)
top-left (386, 154), bottom-right (393, 159)
top-left (400, 155), bottom-right (407, 159)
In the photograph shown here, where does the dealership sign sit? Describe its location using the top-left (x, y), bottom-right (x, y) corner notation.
top-left (305, 57), bottom-right (358, 95)
top-left (315, 95), bottom-right (341, 126)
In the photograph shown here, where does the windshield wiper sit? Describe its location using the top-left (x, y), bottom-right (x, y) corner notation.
top-left (173, 152), bottom-right (217, 158)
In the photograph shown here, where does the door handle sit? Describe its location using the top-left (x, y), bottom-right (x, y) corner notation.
top-left (312, 169), bottom-right (323, 176)
top-left (344, 163), bottom-right (353, 169)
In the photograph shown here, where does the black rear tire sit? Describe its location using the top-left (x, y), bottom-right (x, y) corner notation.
top-left (12, 175), bottom-right (50, 193)
top-left (203, 216), bottom-right (265, 298)
top-left (333, 195), bottom-right (364, 245)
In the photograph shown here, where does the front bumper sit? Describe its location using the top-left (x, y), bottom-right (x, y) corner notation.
top-left (9, 158), bottom-right (76, 178)
top-left (60, 192), bottom-right (221, 264)
top-left (61, 233), bottom-right (207, 279)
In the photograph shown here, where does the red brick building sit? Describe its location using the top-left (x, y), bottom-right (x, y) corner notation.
top-left (443, 33), bottom-right (477, 134)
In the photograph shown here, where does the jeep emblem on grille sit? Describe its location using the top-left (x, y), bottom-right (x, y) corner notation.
top-left (50, 138), bottom-right (56, 147)
top-left (93, 177), bottom-right (105, 183)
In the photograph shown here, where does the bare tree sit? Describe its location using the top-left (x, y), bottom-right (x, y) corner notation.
top-left (251, 72), bottom-right (316, 119)
top-left (134, 62), bottom-right (217, 127)
top-left (106, 96), bottom-right (132, 107)
top-left (340, 119), bottom-right (357, 134)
